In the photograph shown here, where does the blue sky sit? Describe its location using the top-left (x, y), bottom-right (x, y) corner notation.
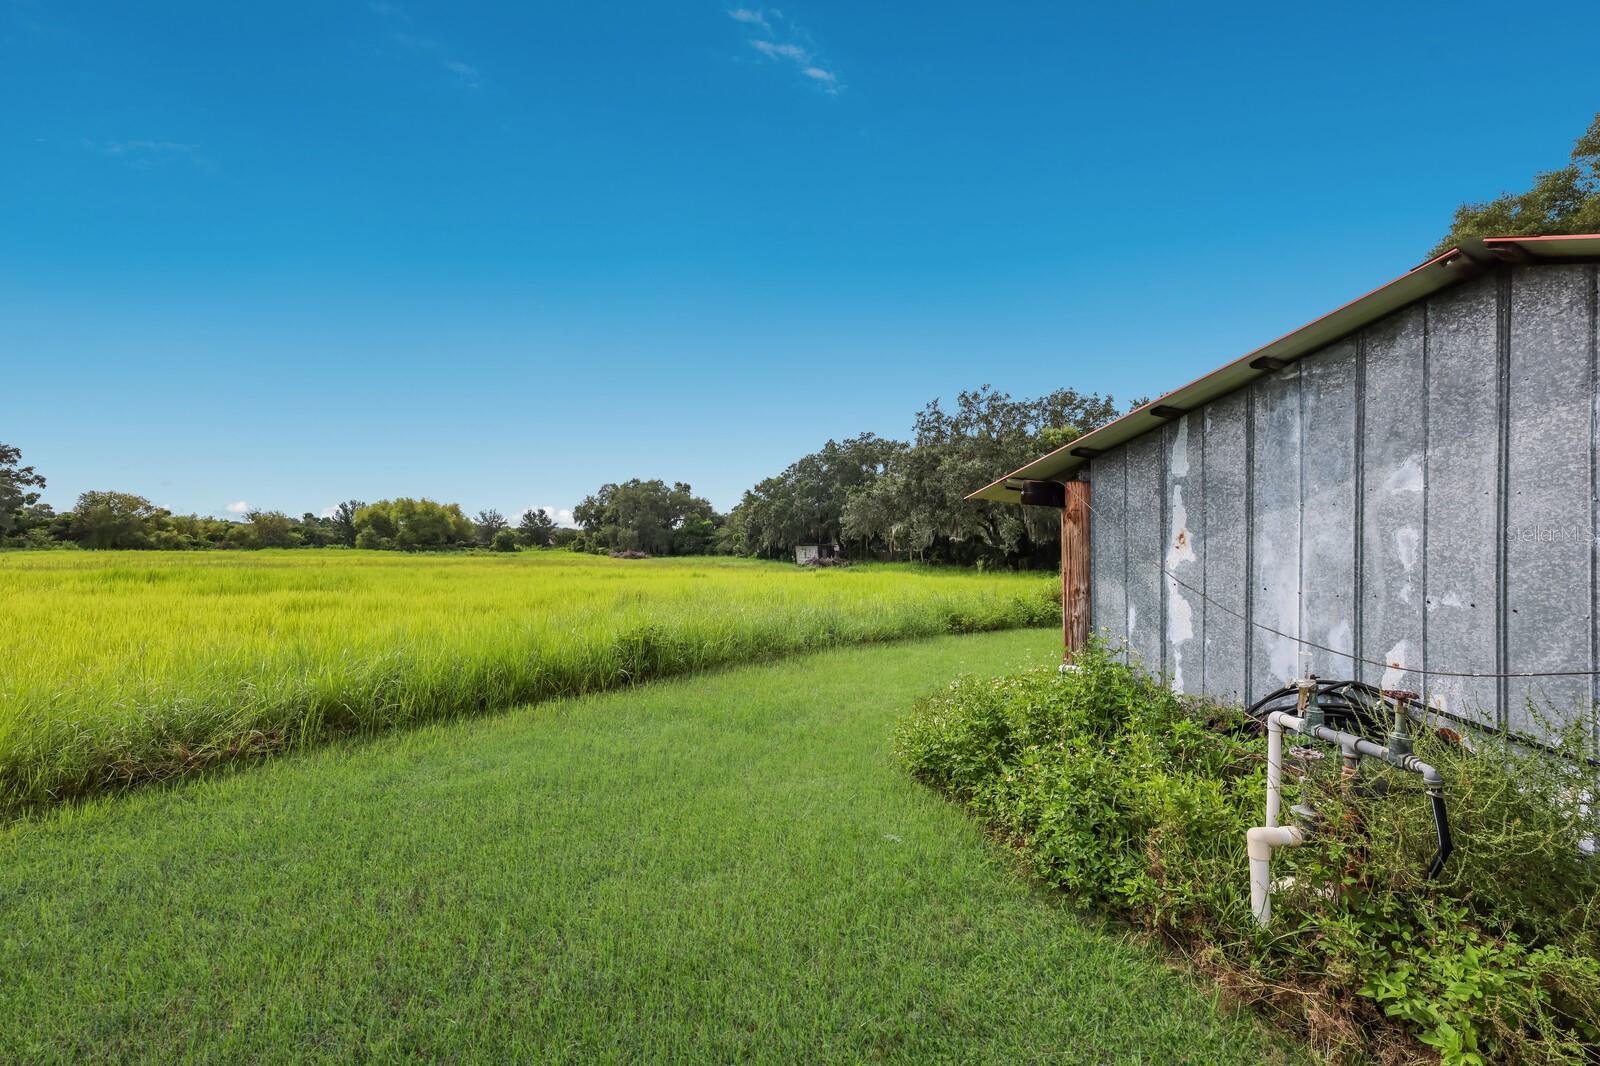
top-left (4, 1), bottom-right (1598, 522)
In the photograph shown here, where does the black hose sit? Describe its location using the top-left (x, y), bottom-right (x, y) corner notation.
top-left (1426, 791), bottom-right (1454, 880)
top-left (1246, 678), bottom-right (1388, 739)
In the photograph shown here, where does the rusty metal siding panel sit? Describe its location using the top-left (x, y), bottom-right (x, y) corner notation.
top-left (1423, 274), bottom-right (1502, 727)
top-left (1505, 265), bottom-right (1595, 741)
top-left (1300, 339), bottom-right (1359, 680)
top-left (1090, 452), bottom-right (1128, 659)
top-left (1249, 364), bottom-right (1303, 701)
top-left (1201, 392), bottom-right (1249, 704)
top-left (1360, 304), bottom-right (1427, 696)
top-left (1164, 415), bottom-right (1204, 693)
top-left (1125, 433), bottom-right (1165, 677)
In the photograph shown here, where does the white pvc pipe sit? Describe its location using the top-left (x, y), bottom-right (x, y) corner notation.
top-left (1251, 710), bottom-right (1307, 928)
top-left (1264, 711), bottom-right (1304, 829)
top-left (1247, 825), bottom-right (1304, 926)
top-left (1266, 715), bottom-right (1283, 828)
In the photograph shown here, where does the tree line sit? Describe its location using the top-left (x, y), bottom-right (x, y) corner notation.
top-left (0, 468), bottom-right (575, 553)
top-left (1, 384), bottom-right (1128, 567)
top-left (720, 386), bottom-right (1125, 567)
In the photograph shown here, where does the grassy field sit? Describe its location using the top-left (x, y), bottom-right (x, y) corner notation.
top-left (0, 550), bottom-right (1056, 816)
top-left (0, 629), bottom-right (1300, 1063)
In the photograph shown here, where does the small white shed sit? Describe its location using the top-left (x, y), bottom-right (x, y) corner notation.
top-left (794, 543), bottom-right (841, 565)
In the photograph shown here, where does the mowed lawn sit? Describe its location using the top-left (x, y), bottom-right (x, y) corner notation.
top-left (0, 629), bottom-right (1300, 1064)
top-left (0, 551), bottom-right (1055, 815)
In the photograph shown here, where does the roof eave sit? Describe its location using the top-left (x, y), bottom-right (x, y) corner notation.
top-left (968, 234), bottom-right (1600, 505)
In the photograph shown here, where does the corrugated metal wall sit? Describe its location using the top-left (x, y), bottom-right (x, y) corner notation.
top-left (1089, 263), bottom-right (1600, 749)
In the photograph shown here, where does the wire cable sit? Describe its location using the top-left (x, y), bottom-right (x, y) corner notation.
top-left (1068, 488), bottom-right (1600, 681)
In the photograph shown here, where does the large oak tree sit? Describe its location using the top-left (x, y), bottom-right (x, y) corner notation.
top-left (1431, 113), bottom-right (1600, 258)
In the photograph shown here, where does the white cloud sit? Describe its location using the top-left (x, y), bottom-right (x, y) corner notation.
top-left (751, 39), bottom-right (809, 62)
top-left (388, 32), bottom-right (483, 88)
top-left (224, 500), bottom-right (250, 515)
top-left (372, 6), bottom-right (483, 90)
top-left (443, 60), bottom-right (482, 86)
top-left (728, 8), bottom-right (770, 31)
top-left (97, 139), bottom-right (197, 157)
top-left (319, 506), bottom-right (340, 519)
top-left (83, 139), bottom-right (209, 171)
top-left (729, 8), bottom-right (841, 94)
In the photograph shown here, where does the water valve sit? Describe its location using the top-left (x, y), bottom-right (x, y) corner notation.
top-left (1382, 689), bottom-right (1418, 761)
top-left (1292, 676), bottom-right (1325, 733)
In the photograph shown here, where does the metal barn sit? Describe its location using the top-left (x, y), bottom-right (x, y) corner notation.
top-left (972, 234), bottom-right (1600, 751)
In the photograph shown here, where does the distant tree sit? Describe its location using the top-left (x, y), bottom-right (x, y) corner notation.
top-left (1, 499), bottom-right (64, 549)
top-left (733, 387), bottom-right (1122, 566)
top-left (0, 443), bottom-right (47, 539)
top-left (518, 507), bottom-right (557, 547)
top-left (841, 475), bottom-right (934, 561)
top-left (672, 512), bottom-right (718, 556)
top-left (490, 528), bottom-right (520, 552)
top-left (713, 506), bottom-right (748, 556)
top-left (297, 513), bottom-right (338, 548)
top-left (574, 480), bottom-right (718, 556)
top-left (244, 510), bottom-right (299, 549)
top-left (475, 508), bottom-right (509, 546)
top-left (165, 513), bottom-right (247, 550)
top-left (10, 502), bottom-right (61, 547)
top-left (731, 434), bottom-right (903, 559)
top-left (1431, 112), bottom-right (1600, 258)
top-left (69, 491), bottom-right (162, 549)
top-left (329, 500), bottom-right (364, 547)
top-left (353, 498), bottom-right (475, 551)
top-left (550, 526), bottom-right (581, 550)
top-left (571, 490), bottom-right (610, 540)
top-left (884, 386), bottom-right (1120, 566)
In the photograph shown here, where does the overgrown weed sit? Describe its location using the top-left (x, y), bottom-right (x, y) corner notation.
top-left (896, 645), bottom-right (1600, 1063)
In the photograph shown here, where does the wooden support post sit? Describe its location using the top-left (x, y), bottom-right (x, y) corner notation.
top-left (1061, 480), bottom-right (1091, 663)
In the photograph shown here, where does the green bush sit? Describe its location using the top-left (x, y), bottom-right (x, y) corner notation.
top-left (896, 646), bottom-right (1600, 1064)
top-left (490, 528), bottom-right (520, 552)
top-left (354, 527), bottom-right (389, 551)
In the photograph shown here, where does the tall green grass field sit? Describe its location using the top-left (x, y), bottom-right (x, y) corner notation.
top-left (0, 550), bottom-right (1057, 815)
